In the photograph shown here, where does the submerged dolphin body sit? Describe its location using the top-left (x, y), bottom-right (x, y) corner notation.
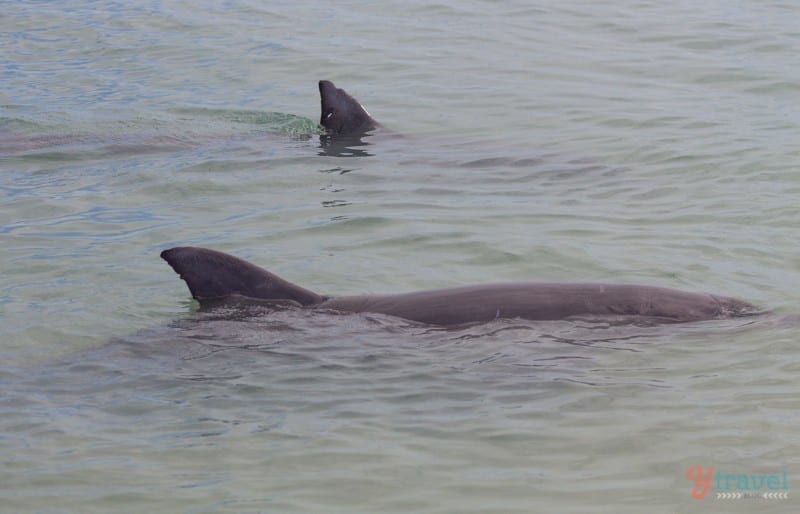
top-left (1, 80), bottom-right (374, 157)
top-left (161, 247), bottom-right (758, 326)
top-left (318, 80), bottom-right (380, 135)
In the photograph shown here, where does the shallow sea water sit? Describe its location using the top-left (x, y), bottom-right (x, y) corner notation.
top-left (1, 1), bottom-right (799, 512)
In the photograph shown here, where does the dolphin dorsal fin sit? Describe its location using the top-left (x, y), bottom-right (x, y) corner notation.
top-left (319, 80), bottom-right (379, 135)
top-left (161, 247), bottom-right (323, 306)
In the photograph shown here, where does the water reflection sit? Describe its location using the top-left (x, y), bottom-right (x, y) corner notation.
top-left (318, 133), bottom-right (375, 157)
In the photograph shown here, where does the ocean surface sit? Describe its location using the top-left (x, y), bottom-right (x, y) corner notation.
top-left (1, 1), bottom-right (799, 512)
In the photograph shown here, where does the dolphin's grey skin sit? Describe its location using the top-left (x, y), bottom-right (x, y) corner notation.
top-left (161, 247), bottom-right (759, 326)
top-left (319, 80), bottom-right (379, 135)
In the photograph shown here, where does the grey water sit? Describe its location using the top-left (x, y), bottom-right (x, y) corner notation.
top-left (1, 1), bottom-right (799, 512)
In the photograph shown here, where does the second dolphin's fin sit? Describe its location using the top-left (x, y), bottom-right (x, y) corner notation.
top-left (318, 80), bottom-right (379, 135)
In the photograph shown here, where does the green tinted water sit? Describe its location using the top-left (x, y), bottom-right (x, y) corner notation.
top-left (1, 1), bottom-right (798, 512)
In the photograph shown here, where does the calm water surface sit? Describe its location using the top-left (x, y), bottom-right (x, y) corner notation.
top-left (1, 1), bottom-right (799, 512)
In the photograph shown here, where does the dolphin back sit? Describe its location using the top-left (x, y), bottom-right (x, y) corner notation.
top-left (320, 283), bottom-right (758, 325)
top-left (161, 246), bottom-right (324, 306)
top-left (161, 247), bottom-right (760, 325)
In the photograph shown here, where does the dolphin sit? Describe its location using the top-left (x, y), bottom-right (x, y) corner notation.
top-left (160, 247), bottom-right (759, 326)
top-left (318, 80), bottom-right (379, 135)
top-left (1, 80), bottom-right (375, 157)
